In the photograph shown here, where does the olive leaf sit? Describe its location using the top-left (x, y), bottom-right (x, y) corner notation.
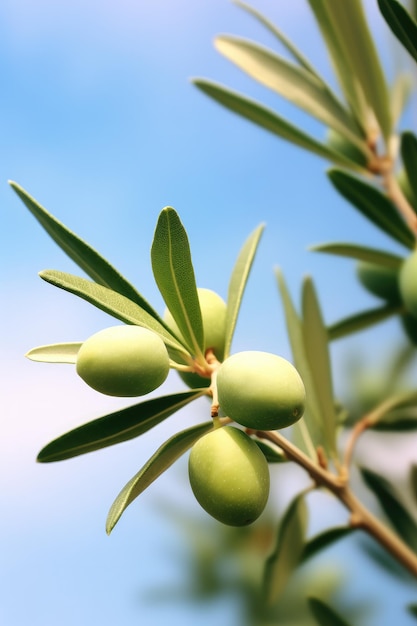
top-left (309, 0), bottom-right (391, 142)
top-left (254, 439), bottom-right (287, 464)
top-left (223, 223), bottom-right (265, 359)
top-left (192, 80), bottom-right (366, 171)
top-left (25, 342), bottom-right (82, 364)
top-left (327, 168), bottom-right (415, 249)
top-left (300, 526), bottom-right (355, 564)
top-left (37, 390), bottom-right (206, 462)
top-left (310, 243), bottom-right (403, 269)
top-left (302, 277), bottom-right (338, 460)
top-left (306, 0), bottom-right (368, 134)
top-left (214, 36), bottom-right (366, 153)
top-left (263, 490), bottom-right (308, 605)
top-left (327, 303), bottom-right (402, 341)
top-left (308, 597), bottom-right (353, 626)
top-left (378, 0), bottom-right (417, 64)
top-left (360, 466), bottom-right (417, 554)
top-left (39, 269), bottom-right (189, 356)
top-left (9, 181), bottom-right (158, 317)
top-left (401, 132), bottom-right (417, 208)
top-left (233, 0), bottom-right (323, 79)
top-left (106, 421), bottom-right (213, 534)
top-left (411, 465), bottom-right (417, 504)
top-left (275, 269), bottom-right (322, 460)
top-left (151, 207), bottom-right (204, 359)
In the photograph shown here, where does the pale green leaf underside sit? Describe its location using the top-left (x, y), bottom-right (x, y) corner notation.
top-left (317, 0), bottom-right (392, 142)
top-left (37, 391), bottom-right (206, 462)
top-left (193, 80), bottom-right (366, 171)
top-left (275, 269), bottom-right (320, 460)
top-left (224, 223), bottom-right (265, 358)
top-left (263, 491), bottom-right (308, 605)
top-left (9, 181), bottom-right (158, 317)
top-left (311, 243), bottom-right (403, 269)
top-left (307, 0), bottom-right (369, 134)
top-left (39, 270), bottom-right (189, 355)
top-left (327, 303), bottom-right (402, 341)
top-left (302, 277), bottom-right (337, 459)
top-left (106, 421), bottom-right (213, 534)
top-left (214, 36), bottom-right (366, 151)
top-left (328, 168), bottom-right (415, 249)
top-left (25, 342), bottom-right (82, 364)
top-left (151, 207), bottom-right (204, 358)
top-left (233, 0), bottom-right (322, 79)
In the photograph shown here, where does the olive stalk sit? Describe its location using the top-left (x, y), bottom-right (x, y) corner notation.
top-left (255, 428), bottom-right (417, 579)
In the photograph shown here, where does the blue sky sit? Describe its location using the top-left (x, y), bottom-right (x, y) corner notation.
top-left (2, 1), bottom-right (417, 624)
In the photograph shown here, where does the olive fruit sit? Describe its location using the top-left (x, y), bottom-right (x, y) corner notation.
top-left (217, 351), bottom-right (305, 430)
top-left (400, 250), bottom-right (417, 318)
top-left (76, 325), bottom-right (169, 396)
top-left (164, 288), bottom-right (227, 360)
top-left (356, 261), bottom-right (401, 303)
top-left (188, 426), bottom-right (270, 526)
top-left (164, 288), bottom-right (227, 388)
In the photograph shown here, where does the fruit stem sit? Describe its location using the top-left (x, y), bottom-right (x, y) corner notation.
top-left (256, 429), bottom-right (417, 579)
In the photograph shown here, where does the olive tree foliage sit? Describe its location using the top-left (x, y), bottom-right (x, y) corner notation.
top-left (11, 0), bottom-right (417, 623)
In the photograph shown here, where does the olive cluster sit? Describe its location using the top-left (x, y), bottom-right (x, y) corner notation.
top-left (75, 288), bottom-right (306, 527)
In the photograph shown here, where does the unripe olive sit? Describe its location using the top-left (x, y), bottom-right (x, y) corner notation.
top-left (164, 288), bottom-right (227, 388)
top-left (356, 261), bottom-right (401, 303)
top-left (76, 325), bottom-right (169, 397)
top-left (399, 250), bottom-right (417, 318)
top-left (217, 351), bottom-right (305, 430)
top-left (188, 426), bottom-right (270, 526)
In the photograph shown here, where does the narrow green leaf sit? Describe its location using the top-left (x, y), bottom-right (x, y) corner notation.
top-left (301, 526), bottom-right (355, 564)
top-left (224, 223), bottom-right (265, 358)
top-left (254, 439), bottom-right (287, 464)
top-left (328, 168), bottom-right (415, 249)
top-left (275, 268), bottom-right (323, 459)
top-left (39, 270), bottom-right (189, 355)
top-left (151, 207), bottom-right (204, 359)
top-left (193, 80), bottom-right (366, 170)
top-left (319, 0), bottom-right (392, 142)
top-left (233, 0), bottom-right (323, 78)
top-left (408, 604), bottom-right (417, 620)
top-left (25, 342), bottom-right (81, 364)
top-left (410, 465), bottom-right (417, 504)
top-left (302, 277), bottom-right (337, 459)
top-left (307, 0), bottom-right (369, 134)
top-left (378, 0), bottom-right (417, 64)
top-left (327, 303), bottom-right (402, 341)
top-left (360, 466), bottom-right (417, 554)
top-left (263, 491), bottom-right (308, 604)
top-left (310, 243), bottom-right (403, 268)
top-left (106, 421), bottom-right (213, 534)
top-left (9, 181), bottom-right (158, 317)
top-left (366, 390), bottom-right (417, 429)
top-left (308, 597), bottom-right (353, 626)
top-left (401, 132), bottom-right (417, 208)
top-left (214, 36), bottom-right (366, 151)
top-left (37, 391), bottom-right (206, 462)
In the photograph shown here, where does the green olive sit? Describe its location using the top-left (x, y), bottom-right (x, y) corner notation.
top-left (399, 250), bottom-right (417, 318)
top-left (217, 351), bottom-right (305, 430)
top-left (188, 426), bottom-right (270, 526)
top-left (164, 287), bottom-right (227, 388)
top-left (76, 325), bottom-right (169, 396)
top-left (356, 261), bottom-right (401, 303)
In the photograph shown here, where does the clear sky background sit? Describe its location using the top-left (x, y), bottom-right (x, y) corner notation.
top-left (2, 1), bottom-right (417, 625)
